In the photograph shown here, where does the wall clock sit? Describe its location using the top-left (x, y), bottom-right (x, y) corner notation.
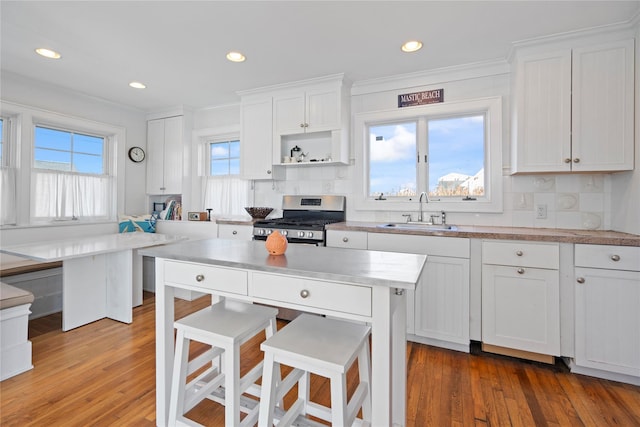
top-left (128, 146), bottom-right (145, 163)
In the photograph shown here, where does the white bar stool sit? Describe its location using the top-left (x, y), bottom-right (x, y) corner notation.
top-left (258, 314), bottom-right (372, 427)
top-left (168, 299), bottom-right (278, 427)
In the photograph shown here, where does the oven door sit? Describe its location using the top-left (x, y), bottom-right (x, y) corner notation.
top-left (253, 234), bottom-right (324, 246)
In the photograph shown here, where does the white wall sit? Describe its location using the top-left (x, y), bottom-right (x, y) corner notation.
top-left (1, 72), bottom-right (148, 217)
top-left (194, 64), bottom-right (632, 232)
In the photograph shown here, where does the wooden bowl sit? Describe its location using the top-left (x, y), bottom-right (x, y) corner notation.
top-left (244, 207), bottom-right (274, 219)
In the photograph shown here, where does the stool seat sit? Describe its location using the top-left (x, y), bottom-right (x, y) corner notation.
top-left (169, 299), bottom-right (278, 427)
top-left (259, 314), bottom-right (372, 427)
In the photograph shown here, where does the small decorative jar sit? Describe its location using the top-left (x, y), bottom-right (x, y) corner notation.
top-left (265, 230), bottom-right (288, 255)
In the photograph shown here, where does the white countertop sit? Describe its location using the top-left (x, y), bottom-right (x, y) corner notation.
top-left (1, 233), bottom-right (186, 262)
top-left (141, 238), bottom-right (426, 289)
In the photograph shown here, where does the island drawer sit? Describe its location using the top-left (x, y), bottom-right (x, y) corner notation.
top-left (482, 240), bottom-right (559, 269)
top-left (163, 260), bottom-right (248, 295)
top-left (326, 230), bottom-right (368, 249)
top-left (575, 244), bottom-right (640, 271)
top-left (249, 272), bottom-right (371, 317)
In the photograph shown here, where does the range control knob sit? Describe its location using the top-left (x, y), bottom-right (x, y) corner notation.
top-left (281, 230), bottom-right (288, 236)
top-left (298, 231), bottom-right (305, 238)
top-left (307, 232), bottom-right (314, 238)
top-left (266, 229), bottom-right (273, 235)
top-left (257, 229), bottom-right (265, 236)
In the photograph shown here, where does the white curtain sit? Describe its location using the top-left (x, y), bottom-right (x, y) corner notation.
top-left (202, 176), bottom-right (250, 217)
top-left (33, 171), bottom-right (112, 219)
top-left (0, 167), bottom-right (17, 225)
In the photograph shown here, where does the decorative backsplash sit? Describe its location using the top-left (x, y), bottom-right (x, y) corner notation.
top-left (253, 166), bottom-right (612, 231)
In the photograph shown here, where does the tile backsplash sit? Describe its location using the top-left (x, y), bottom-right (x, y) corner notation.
top-left (253, 165), bottom-right (612, 231)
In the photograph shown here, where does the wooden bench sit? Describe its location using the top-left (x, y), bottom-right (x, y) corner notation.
top-left (0, 254), bottom-right (63, 319)
top-left (1, 282), bottom-right (35, 380)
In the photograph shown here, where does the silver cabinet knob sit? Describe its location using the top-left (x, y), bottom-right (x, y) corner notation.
top-left (267, 170), bottom-right (272, 174)
top-left (573, 158), bottom-right (580, 163)
top-left (195, 274), bottom-right (205, 282)
top-left (576, 277), bottom-right (585, 284)
top-left (516, 268), bottom-right (525, 274)
top-left (232, 230), bottom-right (237, 235)
top-left (564, 158), bottom-right (572, 163)
top-left (300, 123), bottom-right (305, 128)
top-left (342, 237), bottom-right (349, 243)
top-left (611, 254), bottom-right (620, 262)
top-left (300, 289), bottom-right (310, 298)
top-left (516, 250), bottom-right (523, 256)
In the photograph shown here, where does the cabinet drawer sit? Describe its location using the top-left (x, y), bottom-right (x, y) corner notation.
top-left (218, 224), bottom-right (253, 240)
top-left (326, 230), bottom-right (368, 249)
top-left (164, 260), bottom-right (248, 295)
top-left (575, 244), bottom-right (640, 272)
top-left (482, 240), bottom-right (559, 269)
top-left (249, 272), bottom-right (371, 317)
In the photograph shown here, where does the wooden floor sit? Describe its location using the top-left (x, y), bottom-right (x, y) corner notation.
top-left (1, 292), bottom-right (639, 427)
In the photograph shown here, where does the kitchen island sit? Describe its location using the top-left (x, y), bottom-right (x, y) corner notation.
top-left (140, 238), bottom-right (427, 427)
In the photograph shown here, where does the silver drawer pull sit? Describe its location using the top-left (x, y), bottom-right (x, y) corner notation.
top-left (610, 254), bottom-right (620, 262)
top-left (300, 289), bottom-right (310, 298)
top-left (195, 274), bottom-right (205, 282)
top-left (516, 250), bottom-right (523, 256)
top-left (576, 277), bottom-right (585, 284)
top-left (342, 237), bottom-right (349, 243)
top-left (517, 268), bottom-right (525, 274)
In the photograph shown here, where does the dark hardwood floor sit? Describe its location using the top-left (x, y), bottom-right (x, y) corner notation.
top-left (1, 292), bottom-right (638, 426)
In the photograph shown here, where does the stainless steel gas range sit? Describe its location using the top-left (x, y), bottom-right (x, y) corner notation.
top-left (252, 195), bottom-right (346, 246)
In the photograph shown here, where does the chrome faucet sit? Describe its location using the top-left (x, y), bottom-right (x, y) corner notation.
top-left (418, 192), bottom-right (429, 222)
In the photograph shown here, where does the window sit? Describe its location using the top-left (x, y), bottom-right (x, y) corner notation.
top-left (34, 126), bottom-right (105, 173)
top-left (0, 118), bottom-right (4, 166)
top-left (209, 139), bottom-right (240, 176)
top-left (369, 115), bottom-right (485, 199)
top-left (32, 124), bottom-right (114, 221)
top-left (355, 97), bottom-right (502, 213)
top-left (0, 117), bottom-right (17, 225)
top-left (200, 134), bottom-right (249, 216)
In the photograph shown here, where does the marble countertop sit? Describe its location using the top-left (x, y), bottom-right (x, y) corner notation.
top-left (326, 222), bottom-right (640, 247)
top-left (140, 238), bottom-right (426, 289)
top-left (1, 233), bottom-right (186, 262)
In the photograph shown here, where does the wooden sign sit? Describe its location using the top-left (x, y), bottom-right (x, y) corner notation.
top-left (398, 89), bottom-right (444, 108)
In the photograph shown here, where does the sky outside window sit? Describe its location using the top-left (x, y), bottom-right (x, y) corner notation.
top-left (210, 140), bottom-right (240, 175)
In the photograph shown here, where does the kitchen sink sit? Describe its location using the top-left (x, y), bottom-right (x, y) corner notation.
top-left (376, 222), bottom-right (458, 232)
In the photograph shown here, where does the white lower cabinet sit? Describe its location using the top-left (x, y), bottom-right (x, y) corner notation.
top-left (482, 241), bottom-right (560, 359)
top-left (368, 233), bottom-right (470, 352)
top-left (573, 244), bottom-right (640, 383)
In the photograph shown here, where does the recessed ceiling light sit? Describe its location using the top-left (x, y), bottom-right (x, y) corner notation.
top-left (129, 81), bottom-right (146, 89)
top-left (226, 51), bottom-right (246, 62)
top-left (35, 48), bottom-right (61, 59)
top-left (401, 40), bottom-right (423, 53)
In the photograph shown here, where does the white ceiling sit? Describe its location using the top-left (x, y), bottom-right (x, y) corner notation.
top-left (2, 1), bottom-right (638, 113)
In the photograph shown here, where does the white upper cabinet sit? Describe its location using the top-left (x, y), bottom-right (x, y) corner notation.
top-left (240, 97), bottom-right (282, 180)
top-left (511, 37), bottom-right (634, 173)
top-left (146, 116), bottom-right (183, 195)
top-left (274, 87), bottom-right (341, 136)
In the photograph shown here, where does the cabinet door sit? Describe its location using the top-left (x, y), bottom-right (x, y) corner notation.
top-left (274, 93), bottom-right (306, 136)
top-left (482, 265), bottom-right (560, 355)
top-left (240, 98), bottom-right (275, 180)
top-left (146, 117), bottom-right (183, 195)
top-left (415, 256), bottom-right (469, 346)
top-left (511, 49), bottom-right (572, 173)
top-left (572, 39), bottom-right (635, 172)
top-left (306, 88), bottom-right (340, 133)
top-left (162, 116), bottom-right (183, 194)
top-left (574, 267), bottom-right (640, 377)
top-left (146, 119), bottom-right (166, 194)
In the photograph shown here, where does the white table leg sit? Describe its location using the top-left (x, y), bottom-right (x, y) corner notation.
top-left (371, 286), bottom-right (393, 425)
top-left (156, 258), bottom-right (174, 427)
top-left (106, 249), bottom-right (133, 323)
top-left (63, 256), bottom-right (107, 331)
